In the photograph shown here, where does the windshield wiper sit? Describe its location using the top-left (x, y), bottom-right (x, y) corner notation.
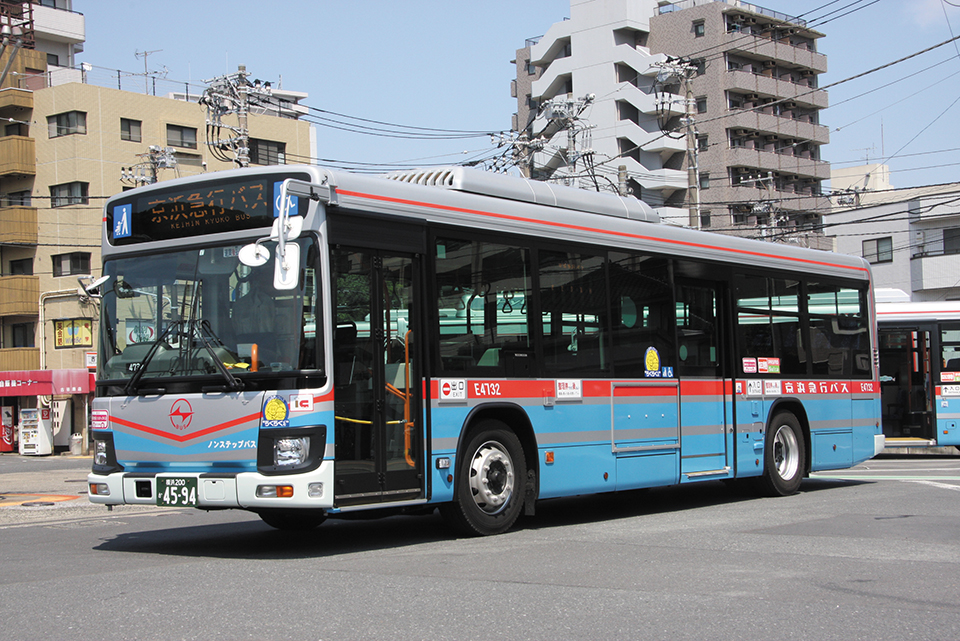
top-left (123, 320), bottom-right (182, 396)
top-left (194, 320), bottom-right (244, 393)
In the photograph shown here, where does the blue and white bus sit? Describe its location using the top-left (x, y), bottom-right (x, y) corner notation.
top-left (876, 299), bottom-right (960, 452)
top-left (87, 166), bottom-right (883, 535)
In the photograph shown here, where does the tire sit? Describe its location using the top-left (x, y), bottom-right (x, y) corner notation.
top-left (257, 508), bottom-right (326, 531)
top-left (757, 411), bottom-right (806, 497)
top-left (440, 421), bottom-right (526, 536)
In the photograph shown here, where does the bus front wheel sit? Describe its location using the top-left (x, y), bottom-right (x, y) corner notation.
top-left (441, 421), bottom-right (526, 536)
top-left (758, 412), bottom-right (805, 497)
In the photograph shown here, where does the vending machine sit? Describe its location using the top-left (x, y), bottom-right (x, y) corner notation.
top-left (18, 408), bottom-right (52, 455)
top-left (1, 406), bottom-right (13, 452)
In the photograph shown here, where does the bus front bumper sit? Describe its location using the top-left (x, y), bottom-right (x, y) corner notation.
top-left (87, 460), bottom-right (335, 510)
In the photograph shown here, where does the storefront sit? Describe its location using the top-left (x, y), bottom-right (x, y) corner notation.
top-left (0, 369), bottom-right (95, 454)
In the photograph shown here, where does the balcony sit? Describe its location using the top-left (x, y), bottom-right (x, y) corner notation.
top-left (0, 87), bottom-right (33, 114)
top-left (33, 4), bottom-right (85, 46)
top-left (0, 348), bottom-right (40, 371)
top-left (725, 69), bottom-right (828, 110)
top-left (0, 275), bottom-right (39, 316)
top-left (0, 136), bottom-right (36, 177)
top-left (0, 206), bottom-right (38, 244)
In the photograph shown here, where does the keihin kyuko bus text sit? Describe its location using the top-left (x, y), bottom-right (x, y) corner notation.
top-left (87, 165), bottom-right (883, 535)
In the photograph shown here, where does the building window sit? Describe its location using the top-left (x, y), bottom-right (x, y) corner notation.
top-left (51, 252), bottom-right (90, 277)
top-left (2, 190), bottom-right (31, 207)
top-left (166, 124), bottom-right (198, 149)
top-left (53, 319), bottom-right (93, 348)
top-left (700, 210), bottom-right (711, 228)
top-left (12, 322), bottom-right (34, 348)
top-left (699, 172), bottom-right (710, 190)
top-left (46, 53), bottom-right (59, 67)
top-left (121, 118), bottom-right (142, 143)
top-left (862, 237), bottom-right (893, 263)
top-left (943, 227), bottom-right (960, 255)
top-left (47, 111), bottom-right (86, 138)
top-left (9, 258), bottom-right (33, 275)
top-left (250, 139), bottom-right (286, 166)
top-left (697, 135), bottom-right (708, 151)
top-left (50, 182), bottom-right (89, 207)
top-left (696, 97), bottom-right (707, 114)
top-left (693, 21), bottom-right (705, 37)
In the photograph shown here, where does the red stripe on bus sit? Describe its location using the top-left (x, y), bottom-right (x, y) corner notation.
top-left (110, 413), bottom-right (260, 443)
top-left (336, 189), bottom-right (869, 274)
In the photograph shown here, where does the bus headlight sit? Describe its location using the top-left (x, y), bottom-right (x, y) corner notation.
top-left (94, 440), bottom-right (108, 466)
top-left (274, 437), bottom-right (309, 467)
top-left (257, 425), bottom-right (325, 475)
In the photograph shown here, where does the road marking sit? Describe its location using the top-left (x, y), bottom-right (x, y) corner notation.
top-left (906, 479), bottom-right (960, 492)
top-left (0, 493), bottom-right (81, 507)
top-left (811, 474), bottom-right (960, 481)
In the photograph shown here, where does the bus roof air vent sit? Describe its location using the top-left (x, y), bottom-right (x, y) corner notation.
top-left (383, 166), bottom-right (659, 223)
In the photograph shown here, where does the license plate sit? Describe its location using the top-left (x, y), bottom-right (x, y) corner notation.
top-left (156, 477), bottom-right (198, 507)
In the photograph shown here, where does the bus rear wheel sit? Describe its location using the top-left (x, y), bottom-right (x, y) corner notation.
top-left (441, 421), bottom-right (526, 536)
top-left (758, 412), bottom-right (805, 497)
top-left (257, 508), bottom-right (326, 531)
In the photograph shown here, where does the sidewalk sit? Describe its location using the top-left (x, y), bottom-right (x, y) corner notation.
top-left (0, 452), bottom-right (92, 499)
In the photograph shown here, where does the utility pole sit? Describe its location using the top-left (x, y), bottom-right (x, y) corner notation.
top-left (201, 65), bottom-right (272, 167)
top-left (654, 58), bottom-right (701, 229)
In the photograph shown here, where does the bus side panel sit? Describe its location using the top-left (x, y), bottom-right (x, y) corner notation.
top-left (937, 386), bottom-right (960, 447)
top-left (851, 394), bottom-right (884, 461)
top-left (536, 401), bottom-right (620, 498)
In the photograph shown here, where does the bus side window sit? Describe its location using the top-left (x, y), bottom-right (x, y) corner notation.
top-left (434, 237), bottom-right (532, 375)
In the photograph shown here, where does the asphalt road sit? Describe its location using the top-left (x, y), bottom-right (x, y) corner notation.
top-left (1, 453), bottom-right (958, 641)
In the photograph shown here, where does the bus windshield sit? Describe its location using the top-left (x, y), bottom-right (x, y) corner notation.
top-left (97, 237), bottom-right (321, 392)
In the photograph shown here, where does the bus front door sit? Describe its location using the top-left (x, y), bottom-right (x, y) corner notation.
top-left (879, 326), bottom-right (934, 442)
top-left (332, 248), bottom-right (423, 506)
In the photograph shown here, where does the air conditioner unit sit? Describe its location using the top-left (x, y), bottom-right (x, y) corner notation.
top-left (765, 135), bottom-right (778, 142)
top-left (732, 128), bottom-right (749, 136)
top-left (762, 60), bottom-right (776, 68)
top-left (800, 70), bottom-right (814, 77)
top-left (783, 101), bottom-right (797, 109)
top-left (746, 93), bottom-right (759, 101)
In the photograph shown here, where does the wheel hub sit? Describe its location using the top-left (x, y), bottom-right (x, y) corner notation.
top-left (468, 441), bottom-right (515, 515)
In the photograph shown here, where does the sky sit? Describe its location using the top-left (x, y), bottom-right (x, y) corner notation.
top-left (78, 0), bottom-right (960, 192)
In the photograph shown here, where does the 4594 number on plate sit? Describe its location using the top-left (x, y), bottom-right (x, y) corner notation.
top-left (156, 477), bottom-right (198, 507)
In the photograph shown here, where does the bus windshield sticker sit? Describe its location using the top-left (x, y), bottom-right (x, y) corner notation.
top-left (644, 346), bottom-right (661, 377)
top-left (113, 204), bottom-right (132, 239)
top-left (262, 396), bottom-right (290, 427)
top-left (742, 357), bottom-right (758, 373)
top-left (273, 181), bottom-right (299, 218)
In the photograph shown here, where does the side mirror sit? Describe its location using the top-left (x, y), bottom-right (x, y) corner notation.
top-left (274, 242), bottom-right (299, 290)
top-left (239, 243), bottom-right (270, 267)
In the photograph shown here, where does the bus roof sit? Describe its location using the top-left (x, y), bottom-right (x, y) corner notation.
top-left (103, 164), bottom-right (872, 282)
top-left (877, 301), bottom-right (960, 323)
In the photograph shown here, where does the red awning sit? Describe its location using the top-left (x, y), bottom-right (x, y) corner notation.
top-left (0, 369), bottom-right (95, 397)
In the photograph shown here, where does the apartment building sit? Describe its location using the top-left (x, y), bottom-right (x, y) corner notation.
top-left (649, 0), bottom-right (831, 246)
top-left (513, 0), bottom-right (688, 223)
top-left (826, 169), bottom-right (960, 301)
top-left (0, 0), bottom-right (312, 451)
top-left (513, 0), bottom-right (832, 245)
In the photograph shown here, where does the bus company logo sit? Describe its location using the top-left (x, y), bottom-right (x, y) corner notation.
top-left (262, 396), bottom-right (290, 427)
top-left (289, 394), bottom-right (314, 412)
top-left (169, 399), bottom-right (194, 431)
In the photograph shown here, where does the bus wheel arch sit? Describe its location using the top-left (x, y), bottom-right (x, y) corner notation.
top-left (757, 403), bottom-right (808, 497)
top-left (441, 405), bottom-right (537, 536)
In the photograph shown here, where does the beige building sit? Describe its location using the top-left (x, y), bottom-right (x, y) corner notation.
top-left (0, 0), bottom-right (312, 451)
